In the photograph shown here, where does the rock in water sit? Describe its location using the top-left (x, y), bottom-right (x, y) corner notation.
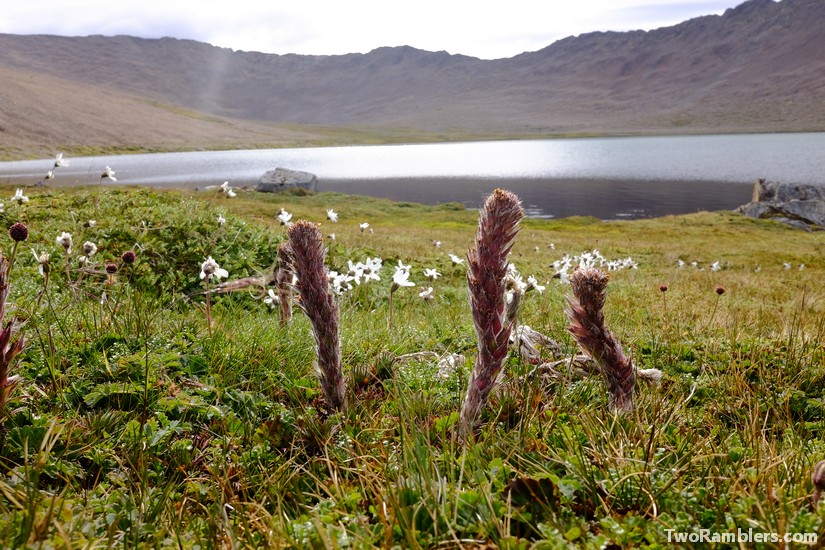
top-left (735, 178), bottom-right (825, 231)
top-left (257, 168), bottom-right (318, 193)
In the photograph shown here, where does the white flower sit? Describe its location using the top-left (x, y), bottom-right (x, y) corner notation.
top-left (347, 259), bottom-right (364, 284)
top-left (423, 268), bottom-right (441, 280)
top-left (328, 271), bottom-right (354, 294)
top-left (347, 256), bottom-right (383, 285)
top-left (609, 257), bottom-right (638, 270)
top-left (396, 260), bottom-right (411, 273)
top-left (433, 240), bottom-right (442, 248)
top-left (449, 253), bottom-right (464, 265)
top-left (677, 260), bottom-right (685, 268)
top-left (326, 209), bottom-right (338, 222)
top-left (100, 166), bottom-right (117, 182)
top-left (86, 220), bottom-right (97, 227)
top-left (328, 233), bottom-right (336, 241)
top-left (54, 152), bottom-right (69, 167)
top-left (526, 275), bottom-right (545, 294)
top-left (507, 264), bottom-right (527, 294)
top-left (754, 266), bottom-right (762, 273)
top-left (548, 243), bottom-right (555, 250)
top-left (391, 266), bottom-right (415, 288)
top-left (217, 214), bottom-right (226, 226)
top-left (200, 256), bottom-right (228, 280)
top-left (277, 209), bottom-right (293, 226)
top-left (365, 257), bottom-right (383, 271)
top-left (219, 181), bottom-right (236, 197)
top-left (32, 249), bottom-right (50, 276)
top-left (799, 264), bottom-right (805, 270)
top-left (359, 222), bottom-right (370, 232)
top-left (56, 231), bottom-right (73, 253)
top-left (361, 257), bottom-right (382, 283)
top-left (82, 241), bottom-right (97, 257)
top-left (419, 286), bottom-right (434, 301)
top-left (11, 189), bottom-right (29, 205)
top-left (710, 261), bottom-right (721, 272)
top-left (263, 289), bottom-right (279, 307)
top-left (0, 203), bottom-right (4, 213)
top-left (45, 170), bottom-right (55, 180)
top-left (783, 262), bottom-right (791, 270)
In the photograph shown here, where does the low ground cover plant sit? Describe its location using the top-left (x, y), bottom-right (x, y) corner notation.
top-left (0, 183), bottom-right (823, 548)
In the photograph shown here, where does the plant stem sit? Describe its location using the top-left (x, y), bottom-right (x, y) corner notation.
top-left (205, 275), bottom-right (213, 337)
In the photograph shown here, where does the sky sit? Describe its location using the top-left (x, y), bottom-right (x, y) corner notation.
top-left (1, 0), bottom-right (751, 60)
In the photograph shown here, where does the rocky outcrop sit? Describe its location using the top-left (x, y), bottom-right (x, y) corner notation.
top-left (735, 178), bottom-right (825, 230)
top-left (257, 168), bottom-right (318, 193)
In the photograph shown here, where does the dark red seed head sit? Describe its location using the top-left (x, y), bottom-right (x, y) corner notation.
top-left (715, 286), bottom-right (725, 296)
top-left (105, 263), bottom-right (118, 274)
top-left (8, 222), bottom-right (28, 242)
top-left (121, 250), bottom-right (136, 265)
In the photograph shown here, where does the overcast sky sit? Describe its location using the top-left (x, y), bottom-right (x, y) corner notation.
top-left (1, 0), bottom-right (750, 59)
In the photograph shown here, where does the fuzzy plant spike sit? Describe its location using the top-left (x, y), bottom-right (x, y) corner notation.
top-left (0, 254), bottom-right (25, 415)
top-left (460, 189), bottom-right (524, 439)
top-left (275, 242), bottom-right (294, 327)
top-left (287, 220), bottom-right (346, 412)
top-left (813, 460), bottom-right (825, 507)
top-left (566, 266), bottom-right (636, 412)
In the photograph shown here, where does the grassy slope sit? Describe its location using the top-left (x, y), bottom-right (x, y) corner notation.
top-left (0, 185), bottom-right (823, 548)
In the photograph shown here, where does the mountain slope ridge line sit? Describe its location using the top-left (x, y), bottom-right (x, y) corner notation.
top-left (1, 0), bottom-right (824, 159)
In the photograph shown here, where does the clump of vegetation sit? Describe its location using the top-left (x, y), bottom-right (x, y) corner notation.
top-left (0, 182), bottom-right (823, 547)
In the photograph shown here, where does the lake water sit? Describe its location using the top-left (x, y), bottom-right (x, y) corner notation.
top-left (2, 133), bottom-right (823, 219)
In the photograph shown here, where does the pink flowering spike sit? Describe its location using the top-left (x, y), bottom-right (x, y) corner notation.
top-left (0, 253), bottom-right (25, 413)
top-left (566, 267), bottom-right (635, 413)
top-left (460, 189), bottom-right (524, 440)
top-left (0, 255), bottom-right (8, 322)
top-left (813, 460), bottom-right (825, 506)
top-left (276, 242), bottom-right (294, 327)
top-left (287, 220), bottom-right (346, 412)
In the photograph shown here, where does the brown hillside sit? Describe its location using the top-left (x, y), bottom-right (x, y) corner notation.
top-left (0, 66), bottom-right (329, 159)
top-left (1, 0), bottom-right (824, 159)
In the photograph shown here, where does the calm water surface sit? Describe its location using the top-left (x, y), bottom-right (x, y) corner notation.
top-left (2, 133), bottom-right (823, 219)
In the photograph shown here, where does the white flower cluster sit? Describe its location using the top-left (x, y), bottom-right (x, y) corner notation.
top-left (677, 259), bottom-right (723, 272)
top-left (552, 249), bottom-right (638, 283)
top-left (219, 181), bottom-right (236, 197)
top-left (327, 257), bottom-right (384, 294)
top-left (505, 263), bottom-right (546, 303)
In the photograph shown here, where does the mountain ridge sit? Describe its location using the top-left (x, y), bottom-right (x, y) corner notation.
top-left (1, 0), bottom-right (824, 160)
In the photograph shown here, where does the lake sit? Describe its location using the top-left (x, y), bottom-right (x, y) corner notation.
top-left (2, 133), bottom-right (823, 219)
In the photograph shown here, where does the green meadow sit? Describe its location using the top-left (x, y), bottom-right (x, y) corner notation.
top-left (0, 185), bottom-right (823, 548)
